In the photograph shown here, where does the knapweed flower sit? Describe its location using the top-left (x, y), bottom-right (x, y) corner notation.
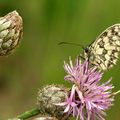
top-left (59, 58), bottom-right (119, 120)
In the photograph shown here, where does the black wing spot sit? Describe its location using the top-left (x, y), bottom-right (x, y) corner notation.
top-left (103, 32), bottom-right (107, 36)
top-left (115, 32), bottom-right (118, 35)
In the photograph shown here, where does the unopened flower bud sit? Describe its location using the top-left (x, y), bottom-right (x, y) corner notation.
top-left (37, 85), bottom-right (68, 120)
top-left (0, 10), bottom-right (23, 56)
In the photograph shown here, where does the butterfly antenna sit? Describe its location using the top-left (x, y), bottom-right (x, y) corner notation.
top-left (58, 42), bottom-right (84, 49)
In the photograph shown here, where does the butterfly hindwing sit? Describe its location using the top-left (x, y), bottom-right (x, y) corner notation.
top-left (86, 24), bottom-right (120, 70)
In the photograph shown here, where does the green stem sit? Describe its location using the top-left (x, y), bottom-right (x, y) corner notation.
top-left (17, 108), bottom-right (40, 120)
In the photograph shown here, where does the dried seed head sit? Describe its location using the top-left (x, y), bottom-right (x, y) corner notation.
top-left (0, 10), bottom-right (23, 56)
top-left (37, 85), bottom-right (69, 120)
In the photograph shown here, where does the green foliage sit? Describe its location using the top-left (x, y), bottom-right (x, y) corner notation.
top-left (0, 0), bottom-right (120, 119)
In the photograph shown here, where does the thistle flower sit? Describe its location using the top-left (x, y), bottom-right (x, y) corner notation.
top-left (59, 58), bottom-right (119, 120)
top-left (0, 10), bottom-right (23, 56)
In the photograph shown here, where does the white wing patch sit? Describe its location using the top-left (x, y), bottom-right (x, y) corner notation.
top-left (85, 24), bottom-right (120, 70)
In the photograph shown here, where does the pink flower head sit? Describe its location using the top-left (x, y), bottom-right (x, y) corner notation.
top-left (60, 57), bottom-right (119, 120)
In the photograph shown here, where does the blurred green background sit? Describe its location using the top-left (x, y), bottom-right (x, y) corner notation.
top-left (0, 0), bottom-right (120, 120)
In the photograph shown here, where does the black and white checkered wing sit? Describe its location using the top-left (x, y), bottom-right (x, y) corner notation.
top-left (88, 24), bottom-right (120, 70)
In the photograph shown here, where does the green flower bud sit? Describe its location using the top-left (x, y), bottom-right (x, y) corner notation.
top-left (37, 85), bottom-right (68, 120)
top-left (0, 10), bottom-right (23, 56)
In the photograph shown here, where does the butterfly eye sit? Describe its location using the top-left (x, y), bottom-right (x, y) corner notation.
top-left (84, 47), bottom-right (89, 53)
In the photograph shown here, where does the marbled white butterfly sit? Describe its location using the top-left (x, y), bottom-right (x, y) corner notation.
top-left (83, 24), bottom-right (120, 70)
top-left (59, 24), bottom-right (120, 71)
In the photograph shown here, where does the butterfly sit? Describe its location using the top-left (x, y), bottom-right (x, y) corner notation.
top-left (59, 24), bottom-right (120, 71)
top-left (83, 24), bottom-right (120, 71)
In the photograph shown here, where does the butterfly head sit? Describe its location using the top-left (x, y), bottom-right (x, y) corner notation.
top-left (84, 47), bottom-right (89, 53)
top-left (83, 46), bottom-right (91, 59)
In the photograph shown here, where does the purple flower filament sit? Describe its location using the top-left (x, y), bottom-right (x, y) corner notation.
top-left (59, 57), bottom-right (118, 120)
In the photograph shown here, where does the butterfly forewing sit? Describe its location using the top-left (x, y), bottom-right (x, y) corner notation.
top-left (87, 24), bottom-right (120, 70)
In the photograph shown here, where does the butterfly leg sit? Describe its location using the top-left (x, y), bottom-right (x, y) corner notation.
top-left (78, 54), bottom-right (85, 60)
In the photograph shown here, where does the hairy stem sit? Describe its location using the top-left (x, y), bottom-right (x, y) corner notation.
top-left (17, 108), bottom-right (40, 119)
